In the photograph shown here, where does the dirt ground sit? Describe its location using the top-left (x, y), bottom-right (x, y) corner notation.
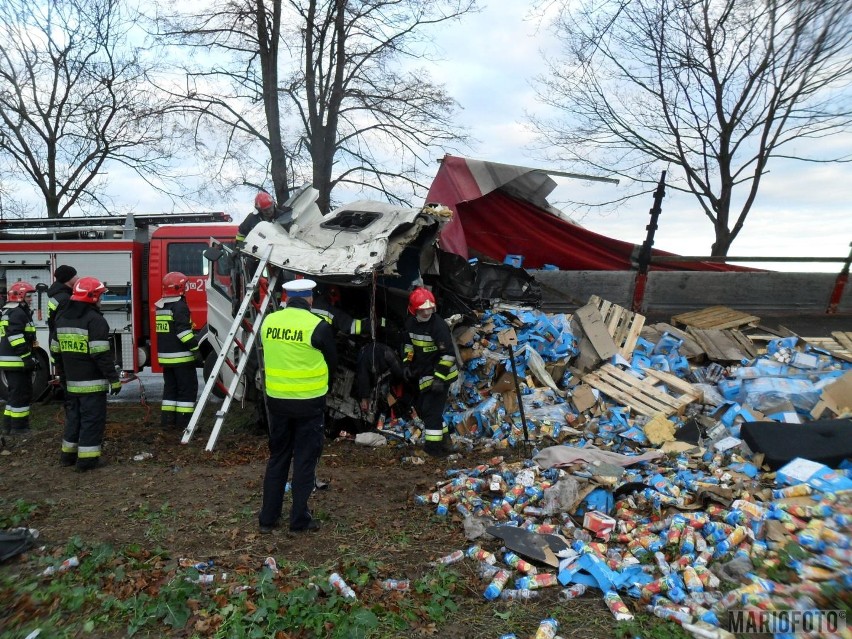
top-left (0, 399), bottom-right (650, 639)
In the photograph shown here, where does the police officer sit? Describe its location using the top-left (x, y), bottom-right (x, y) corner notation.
top-left (403, 287), bottom-right (458, 456)
top-left (55, 277), bottom-right (121, 471)
top-left (155, 272), bottom-right (201, 430)
top-left (0, 281), bottom-right (38, 435)
top-left (258, 279), bottom-right (336, 533)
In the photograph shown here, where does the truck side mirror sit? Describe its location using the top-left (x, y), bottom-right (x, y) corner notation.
top-left (204, 246), bottom-right (223, 262)
top-left (35, 282), bottom-right (49, 292)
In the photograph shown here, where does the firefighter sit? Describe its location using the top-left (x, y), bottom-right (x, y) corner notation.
top-left (258, 279), bottom-right (337, 534)
top-left (235, 191), bottom-right (277, 247)
top-left (55, 277), bottom-right (122, 471)
top-left (47, 265), bottom-right (79, 369)
top-left (403, 287), bottom-right (458, 456)
top-left (355, 341), bottom-right (406, 425)
top-left (311, 285), bottom-right (369, 336)
top-left (0, 281), bottom-right (38, 435)
top-left (155, 272), bottom-right (201, 431)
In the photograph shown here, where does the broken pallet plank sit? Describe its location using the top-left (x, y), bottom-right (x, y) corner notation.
top-left (581, 363), bottom-right (699, 417)
top-left (640, 323), bottom-right (704, 360)
top-left (588, 295), bottom-right (646, 359)
top-left (687, 327), bottom-right (757, 363)
top-left (671, 306), bottom-right (761, 330)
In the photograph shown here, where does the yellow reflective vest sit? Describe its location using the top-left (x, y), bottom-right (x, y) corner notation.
top-left (261, 307), bottom-right (328, 400)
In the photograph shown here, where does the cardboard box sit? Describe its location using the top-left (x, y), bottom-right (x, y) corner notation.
top-left (811, 370), bottom-right (852, 418)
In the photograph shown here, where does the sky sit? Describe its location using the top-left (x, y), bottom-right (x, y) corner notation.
top-left (423, 1), bottom-right (852, 272)
top-left (11, 0), bottom-right (852, 272)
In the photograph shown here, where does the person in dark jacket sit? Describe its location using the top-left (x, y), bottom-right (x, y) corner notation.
top-left (355, 341), bottom-right (405, 425)
top-left (155, 272), bottom-right (201, 431)
top-left (403, 287), bottom-right (458, 456)
top-left (311, 285), bottom-right (370, 336)
top-left (0, 281), bottom-right (37, 434)
top-left (55, 277), bottom-right (121, 471)
top-left (235, 191), bottom-right (278, 247)
top-left (47, 265), bottom-right (79, 404)
top-left (258, 279), bottom-right (337, 534)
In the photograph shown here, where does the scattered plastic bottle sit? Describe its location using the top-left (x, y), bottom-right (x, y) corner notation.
top-left (263, 557), bottom-right (279, 574)
top-left (380, 578), bottom-right (410, 591)
top-left (329, 572), bottom-right (357, 600)
top-left (483, 569), bottom-right (512, 600)
top-left (558, 583), bottom-right (587, 600)
top-left (500, 588), bottom-right (539, 601)
top-left (42, 555), bottom-right (80, 576)
top-left (433, 549), bottom-right (464, 566)
top-left (534, 617), bottom-right (558, 639)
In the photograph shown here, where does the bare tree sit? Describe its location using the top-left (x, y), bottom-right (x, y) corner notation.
top-left (155, 1), bottom-right (294, 206)
top-left (156, 0), bottom-right (474, 213)
top-left (284, 0), bottom-right (474, 212)
top-left (531, 0), bottom-right (852, 255)
top-left (0, 0), bottom-right (183, 218)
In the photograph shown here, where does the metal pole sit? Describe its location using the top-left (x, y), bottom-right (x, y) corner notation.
top-left (507, 343), bottom-right (531, 458)
top-left (827, 241), bottom-right (852, 315)
top-left (631, 171), bottom-right (666, 312)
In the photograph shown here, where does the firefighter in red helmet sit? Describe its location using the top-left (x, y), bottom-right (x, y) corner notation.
top-left (55, 277), bottom-right (122, 471)
top-left (0, 281), bottom-right (38, 436)
top-left (235, 191), bottom-right (277, 247)
top-left (403, 287), bottom-right (458, 456)
top-left (155, 272), bottom-right (201, 431)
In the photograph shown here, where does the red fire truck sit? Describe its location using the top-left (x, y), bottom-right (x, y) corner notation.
top-left (0, 212), bottom-right (237, 399)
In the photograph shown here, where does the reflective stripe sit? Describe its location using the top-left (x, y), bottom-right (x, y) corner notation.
top-left (177, 329), bottom-right (195, 342)
top-left (313, 308), bottom-right (333, 323)
top-left (175, 402), bottom-right (195, 414)
top-left (261, 308), bottom-right (328, 400)
top-left (62, 440), bottom-right (79, 453)
top-left (4, 404), bottom-right (30, 417)
top-left (419, 375), bottom-right (434, 390)
top-left (78, 445), bottom-right (101, 458)
top-left (351, 319), bottom-right (362, 334)
top-left (424, 429), bottom-right (443, 442)
top-left (66, 379), bottom-right (109, 393)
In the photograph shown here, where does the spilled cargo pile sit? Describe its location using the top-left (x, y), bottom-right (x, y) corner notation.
top-left (397, 299), bottom-right (851, 638)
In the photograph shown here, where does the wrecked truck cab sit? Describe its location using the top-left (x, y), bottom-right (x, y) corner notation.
top-left (203, 190), bottom-right (452, 431)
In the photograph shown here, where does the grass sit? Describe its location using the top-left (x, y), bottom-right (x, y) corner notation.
top-left (0, 540), bottom-right (470, 639)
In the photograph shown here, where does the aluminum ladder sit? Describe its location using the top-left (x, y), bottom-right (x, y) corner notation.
top-left (182, 247), bottom-right (278, 451)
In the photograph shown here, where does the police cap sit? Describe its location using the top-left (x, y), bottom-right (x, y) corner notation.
top-left (282, 279), bottom-right (316, 298)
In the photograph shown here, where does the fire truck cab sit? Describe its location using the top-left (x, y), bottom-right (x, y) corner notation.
top-left (0, 212), bottom-right (236, 400)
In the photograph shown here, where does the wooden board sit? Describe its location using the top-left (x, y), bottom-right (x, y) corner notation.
top-left (687, 327), bottom-right (757, 363)
top-left (581, 363), bottom-right (701, 418)
top-left (671, 306), bottom-right (761, 330)
top-left (640, 323), bottom-right (704, 360)
top-left (800, 332), bottom-right (852, 363)
top-left (588, 295), bottom-right (646, 359)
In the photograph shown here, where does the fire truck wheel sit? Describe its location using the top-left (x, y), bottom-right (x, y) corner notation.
top-left (203, 352), bottom-right (226, 399)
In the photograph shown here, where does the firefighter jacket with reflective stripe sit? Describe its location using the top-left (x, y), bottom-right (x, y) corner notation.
top-left (311, 296), bottom-right (365, 336)
top-left (155, 296), bottom-right (199, 366)
top-left (55, 301), bottom-right (120, 394)
top-left (0, 303), bottom-right (36, 369)
top-left (403, 313), bottom-right (458, 391)
top-left (261, 299), bottom-right (336, 402)
top-left (47, 281), bottom-right (73, 364)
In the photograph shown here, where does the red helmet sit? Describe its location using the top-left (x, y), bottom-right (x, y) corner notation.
top-left (254, 191), bottom-right (275, 214)
top-left (408, 287), bottom-right (436, 315)
top-left (70, 277), bottom-right (108, 303)
top-left (7, 281), bottom-right (35, 303)
top-left (163, 271), bottom-right (188, 296)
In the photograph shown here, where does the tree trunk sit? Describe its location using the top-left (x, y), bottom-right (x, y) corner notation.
top-left (711, 228), bottom-right (732, 257)
top-left (312, 137), bottom-right (334, 214)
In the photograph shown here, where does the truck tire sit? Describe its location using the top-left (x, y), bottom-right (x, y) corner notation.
top-left (0, 349), bottom-right (51, 403)
top-left (203, 352), bottom-right (227, 399)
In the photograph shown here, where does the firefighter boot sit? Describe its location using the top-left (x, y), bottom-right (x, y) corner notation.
top-left (175, 411), bottom-right (192, 433)
top-left (59, 451), bottom-right (77, 467)
top-left (160, 410), bottom-right (176, 430)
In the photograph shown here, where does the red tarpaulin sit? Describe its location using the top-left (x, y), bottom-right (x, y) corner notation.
top-left (427, 154), bottom-right (753, 272)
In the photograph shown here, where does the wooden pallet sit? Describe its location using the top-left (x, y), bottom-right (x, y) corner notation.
top-left (687, 327), bottom-right (757, 363)
top-left (641, 323), bottom-right (704, 360)
top-left (581, 363), bottom-right (702, 418)
top-left (588, 295), bottom-right (646, 359)
top-left (801, 332), bottom-right (852, 363)
top-left (671, 306), bottom-right (761, 330)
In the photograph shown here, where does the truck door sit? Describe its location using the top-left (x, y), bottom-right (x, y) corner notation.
top-left (204, 242), bottom-right (245, 400)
